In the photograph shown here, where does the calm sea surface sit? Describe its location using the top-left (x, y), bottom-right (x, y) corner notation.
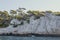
top-left (0, 36), bottom-right (60, 40)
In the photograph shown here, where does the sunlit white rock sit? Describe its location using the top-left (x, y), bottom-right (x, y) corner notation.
top-left (0, 12), bottom-right (60, 34)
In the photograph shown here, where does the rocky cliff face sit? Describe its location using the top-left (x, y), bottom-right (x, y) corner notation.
top-left (0, 13), bottom-right (60, 34)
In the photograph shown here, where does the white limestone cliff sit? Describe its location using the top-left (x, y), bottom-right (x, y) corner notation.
top-left (0, 12), bottom-right (60, 34)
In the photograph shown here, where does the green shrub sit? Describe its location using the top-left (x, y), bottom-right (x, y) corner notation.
top-left (27, 19), bottom-right (30, 24)
top-left (13, 25), bottom-right (18, 28)
top-left (0, 24), bottom-right (8, 28)
top-left (20, 21), bottom-right (24, 25)
top-left (34, 16), bottom-right (40, 20)
top-left (55, 14), bottom-right (60, 16)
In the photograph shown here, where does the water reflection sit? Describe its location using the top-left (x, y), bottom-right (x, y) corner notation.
top-left (0, 36), bottom-right (60, 40)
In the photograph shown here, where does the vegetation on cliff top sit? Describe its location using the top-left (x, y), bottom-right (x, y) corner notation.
top-left (0, 8), bottom-right (60, 28)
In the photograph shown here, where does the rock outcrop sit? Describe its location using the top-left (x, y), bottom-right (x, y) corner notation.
top-left (0, 12), bottom-right (60, 35)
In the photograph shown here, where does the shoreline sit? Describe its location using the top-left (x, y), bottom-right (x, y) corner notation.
top-left (0, 33), bottom-right (60, 37)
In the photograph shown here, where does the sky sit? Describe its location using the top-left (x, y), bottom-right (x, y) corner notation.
top-left (0, 0), bottom-right (60, 11)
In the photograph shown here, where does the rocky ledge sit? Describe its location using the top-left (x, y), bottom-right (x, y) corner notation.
top-left (0, 33), bottom-right (60, 37)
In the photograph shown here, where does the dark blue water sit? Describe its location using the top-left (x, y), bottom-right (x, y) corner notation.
top-left (0, 36), bottom-right (60, 40)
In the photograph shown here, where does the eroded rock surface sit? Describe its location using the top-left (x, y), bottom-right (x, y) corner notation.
top-left (0, 13), bottom-right (60, 34)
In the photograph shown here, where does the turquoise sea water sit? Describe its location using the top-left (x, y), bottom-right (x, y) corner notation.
top-left (0, 36), bottom-right (60, 40)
